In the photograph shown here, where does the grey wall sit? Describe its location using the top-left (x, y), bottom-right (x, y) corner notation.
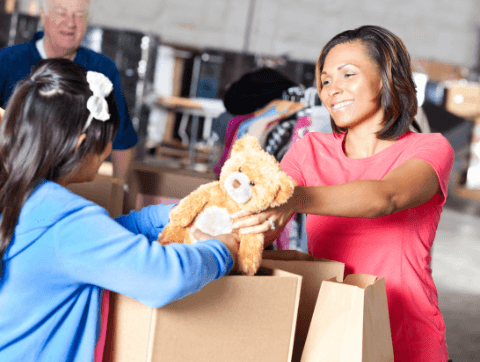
top-left (18, 0), bottom-right (480, 66)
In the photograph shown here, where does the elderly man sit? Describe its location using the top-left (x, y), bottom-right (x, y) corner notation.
top-left (0, 0), bottom-right (137, 179)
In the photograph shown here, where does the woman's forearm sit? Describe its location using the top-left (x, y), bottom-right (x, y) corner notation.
top-left (238, 179), bottom-right (397, 246)
top-left (260, 181), bottom-right (393, 248)
top-left (291, 181), bottom-right (395, 219)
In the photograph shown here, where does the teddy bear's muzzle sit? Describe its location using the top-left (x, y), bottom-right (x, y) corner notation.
top-left (224, 171), bottom-right (252, 204)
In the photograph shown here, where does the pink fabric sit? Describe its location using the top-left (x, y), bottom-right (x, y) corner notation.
top-left (280, 131), bottom-right (454, 362)
top-left (273, 216), bottom-right (294, 250)
top-left (213, 113), bottom-right (255, 175)
top-left (289, 115), bottom-right (312, 145)
top-left (271, 116), bottom-right (312, 250)
top-left (94, 289), bottom-right (110, 362)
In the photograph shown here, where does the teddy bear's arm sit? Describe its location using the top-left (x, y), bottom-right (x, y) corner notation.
top-left (169, 181), bottom-right (220, 227)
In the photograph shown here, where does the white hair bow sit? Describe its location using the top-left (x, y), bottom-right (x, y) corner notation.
top-left (84, 71), bottom-right (114, 131)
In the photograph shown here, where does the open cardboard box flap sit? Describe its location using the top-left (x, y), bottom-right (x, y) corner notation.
top-left (104, 267), bottom-right (302, 362)
top-left (261, 250), bottom-right (345, 362)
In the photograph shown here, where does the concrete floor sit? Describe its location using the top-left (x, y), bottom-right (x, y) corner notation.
top-left (432, 163), bottom-right (480, 362)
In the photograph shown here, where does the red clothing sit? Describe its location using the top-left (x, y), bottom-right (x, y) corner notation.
top-left (281, 131), bottom-right (454, 362)
top-left (213, 113), bottom-right (255, 175)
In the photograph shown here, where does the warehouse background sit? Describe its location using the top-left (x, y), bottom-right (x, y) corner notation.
top-left (3, 1), bottom-right (480, 360)
top-left (13, 0), bottom-right (480, 67)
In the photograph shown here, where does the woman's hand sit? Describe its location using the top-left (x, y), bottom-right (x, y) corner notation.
top-left (191, 227), bottom-right (241, 271)
top-left (230, 201), bottom-right (295, 248)
top-left (0, 107), bottom-right (4, 121)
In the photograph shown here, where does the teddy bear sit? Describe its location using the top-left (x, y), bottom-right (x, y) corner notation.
top-left (157, 135), bottom-right (296, 275)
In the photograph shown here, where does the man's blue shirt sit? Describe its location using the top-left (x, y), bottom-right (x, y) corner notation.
top-left (0, 32), bottom-right (138, 150)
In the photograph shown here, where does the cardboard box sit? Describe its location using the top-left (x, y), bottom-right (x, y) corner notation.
top-left (66, 174), bottom-right (124, 218)
top-left (445, 81), bottom-right (480, 119)
top-left (103, 268), bottom-right (302, 362)
top-left (261, 250), bottom-right (345, 362)
top-left (125, 161), bottom-right (218, 212)
top-left (411, 58), bottom-right (464, 83)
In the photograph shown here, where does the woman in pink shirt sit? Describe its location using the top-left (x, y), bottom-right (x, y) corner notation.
top-left (232, 25), bottom-right (454, 362)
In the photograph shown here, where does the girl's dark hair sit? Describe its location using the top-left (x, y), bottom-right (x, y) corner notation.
top-left (315, 25), bottom-right (418, 139)
top-left (0, 58), bottom-right (119, 278)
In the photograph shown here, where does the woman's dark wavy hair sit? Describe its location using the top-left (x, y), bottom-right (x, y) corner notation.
top-left (0, 58), bottom-right (119, 278)
top-left (315, 25), bottom-right (419, 139)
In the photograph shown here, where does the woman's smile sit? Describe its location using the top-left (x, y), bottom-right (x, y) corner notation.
top-left (331, 100), bottom-right (354, 111)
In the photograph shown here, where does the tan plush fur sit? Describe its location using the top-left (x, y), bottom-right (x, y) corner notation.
top-left (157, 135), bottom-right (295, 275)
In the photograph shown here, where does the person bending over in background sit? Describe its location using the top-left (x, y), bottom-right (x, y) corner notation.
top-left (0, 59), bottom-right (239, 362)
top-left (232, 25), bottom-right (454, 362)
top-left (0, 0), bottom-right (137, 179)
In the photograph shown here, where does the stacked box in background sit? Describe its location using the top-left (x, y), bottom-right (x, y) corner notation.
top-left (444, 82), bottom-right (480, 190)
top-left (444, 82), bottom-right (480, 120)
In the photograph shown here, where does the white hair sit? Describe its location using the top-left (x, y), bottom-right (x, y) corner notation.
top-left (40, 0), bottom-right (91, 15)
top-left (40, 0), bottom-right (49, 13)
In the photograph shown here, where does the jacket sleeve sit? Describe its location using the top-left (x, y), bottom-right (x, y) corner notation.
top-left (115, 204), bottom-right (175, 241)
top-left (54, 203), bottom-right (233, 308)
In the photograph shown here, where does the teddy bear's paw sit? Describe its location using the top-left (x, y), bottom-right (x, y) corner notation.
top-left (238, 235), bottom-right (263, 275)
top-left (157, 234), bottom-right (173, 245)
top-left (157, 224), bottom-right (187, 245)
top-left (238, 254), bottom-right (261, 276)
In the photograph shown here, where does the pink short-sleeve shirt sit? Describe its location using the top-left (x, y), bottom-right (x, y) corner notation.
top-left (281, 131), bottom-right (454, 362)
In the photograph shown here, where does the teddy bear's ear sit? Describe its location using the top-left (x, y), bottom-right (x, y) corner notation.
top-left (270, 173), bottom-right (296, 207)
top-left (231, 135), bottom-right (262, 154)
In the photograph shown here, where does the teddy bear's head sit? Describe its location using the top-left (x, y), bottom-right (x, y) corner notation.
top-left (219, 135), bottom-right (295, 213)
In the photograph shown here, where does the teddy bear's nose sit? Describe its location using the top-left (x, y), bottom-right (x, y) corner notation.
top-left (233, 179), bottom-right (241, 189)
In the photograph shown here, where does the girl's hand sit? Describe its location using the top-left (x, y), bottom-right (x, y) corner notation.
top-left (191, 227), bottom-right (240, 271)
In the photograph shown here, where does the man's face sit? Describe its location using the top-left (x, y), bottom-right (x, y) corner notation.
top-left (41, 0), bottom-right (90, 55)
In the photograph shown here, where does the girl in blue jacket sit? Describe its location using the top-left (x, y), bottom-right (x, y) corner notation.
top-left (0, 58), bottom-right (239, 362)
